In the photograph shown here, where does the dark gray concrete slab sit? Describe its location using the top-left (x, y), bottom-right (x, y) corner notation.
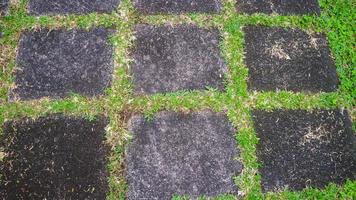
top-left (0, 114), bottom-right (108, 199)
top-left (126, 111), bottom-right (242, 199)
top-left (28, 0), bottom-right (119, 15)
top-left (244, 25), bottom-right (338, 92)
top-left (133, 0), bottom-right (221, 14)
top-left (131, 25), bottom-right (227, 95)
top-left (236, 0), bottom-right (320, 15)
top-left (252, 109), bottom-right (356, 192)
top-left (11, 28), bottom-right (114, 100)
top-left (0, 0), bottom-right (9, 16)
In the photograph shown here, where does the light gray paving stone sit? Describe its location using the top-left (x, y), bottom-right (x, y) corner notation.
top-left (131, 25), bottom-right (227, 95)
top-left (0, 0), bottom-right (9, 16)
top-left (133, 0), bottom-right (221, 14)
top-left (28, 0), bottom-right (119, 15)
top-left (126, 111), bottom-right (242, 199)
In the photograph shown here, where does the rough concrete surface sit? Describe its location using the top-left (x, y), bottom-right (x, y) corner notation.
top-left (244, 25), bottom-right (338, 92)
top-left (131, 24), bottom-right (227, 95)
top-left (252, 109), bottom-right (356, 192)
top-left (0, 114), bottom-right (109, 199)
top-left (133, 0), bottom-right (221, 14)
top-left (126, 111), bottom-right (242, 199)
top-left (28, 0), bottom-right (119, 15)
top-left (0, 0), bottom-right (9, 15)
top-left (11, 28), bottom-right (114, 100)
top-left (236, 0), bottom-right (320, 15)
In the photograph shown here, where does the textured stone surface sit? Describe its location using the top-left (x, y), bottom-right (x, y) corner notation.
top-left (131, 25), bottom-right (227, 95)
top-left (252, 109), bottom-right (356, 192)
top-left (236, 0), bottom-right (320, 15)
top-left (0, 0), bottom-right (9, 15)
top-left (133, 0), bottom-right (221, 14)
top-left (126, 111), bottom-right (241, 199)
top-left (28, 0), bottom-right (119, 15)
top-left (244, 26), bottom-right (338, 92)
top-left (11, 28), bottom-right (113, 100)
top-left (0, 115), bottom-right (108, 199)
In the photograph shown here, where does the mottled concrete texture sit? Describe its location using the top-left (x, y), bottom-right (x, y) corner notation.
top-left (131, 25), bottom-right (227, 95)
top-left (236, 0), bottom-right (320, 15)
top-left (28, 0), bottom-right (119, 15)
top-left (0, 115), bottom-right (108, 199)
top-left (0, 0), bottom-right (9, 15)
top-left (244, 26), bottom-right (338, 92)
top-left (252, 109), bottom-right (356, 192)
top-left (126, 111), bottom-right (242, 199)
top-left (12, 28), bottom-right (113, 100)
top-left (133, 0), bottom-right (221, 14)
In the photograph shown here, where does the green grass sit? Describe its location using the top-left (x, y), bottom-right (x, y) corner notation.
top-left (0, 0), bottom-right (355, 199)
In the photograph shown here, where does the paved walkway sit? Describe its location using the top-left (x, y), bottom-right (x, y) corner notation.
top-left (0, 0), bottom-right (355, 199)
